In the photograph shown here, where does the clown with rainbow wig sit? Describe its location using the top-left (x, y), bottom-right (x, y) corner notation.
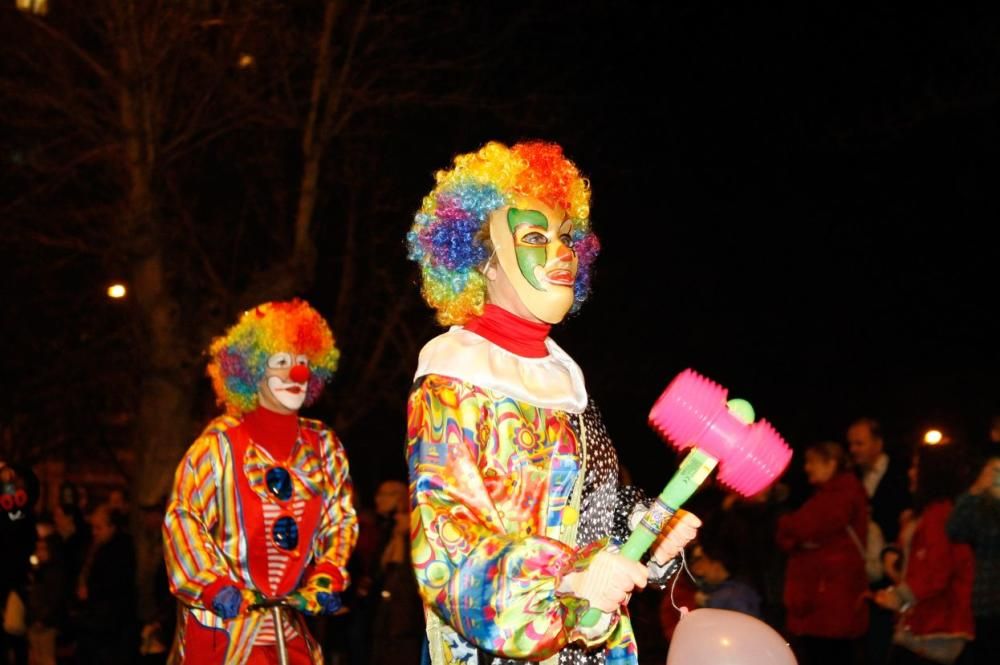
top-left (163, 300), bottom-right (357, 665)
top-left (405, 141), bottom-right (701, 665)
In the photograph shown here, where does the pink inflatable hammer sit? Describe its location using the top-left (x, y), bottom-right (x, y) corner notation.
top-left (649, 368), bottom-right (792, 497)
top-left (579, 368), bottom-right (792, 627)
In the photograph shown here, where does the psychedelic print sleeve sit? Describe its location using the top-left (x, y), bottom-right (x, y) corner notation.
top-left (163, 427), bottom-right (241, 610)
top-left (407, 374), bottom-right (615, 659)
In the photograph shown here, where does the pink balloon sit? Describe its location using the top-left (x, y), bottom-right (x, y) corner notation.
top-left (666, 608), bottom-right (797, 665)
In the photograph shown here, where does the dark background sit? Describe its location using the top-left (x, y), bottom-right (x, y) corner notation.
top-left (2, 1), bottom-right (996, 502)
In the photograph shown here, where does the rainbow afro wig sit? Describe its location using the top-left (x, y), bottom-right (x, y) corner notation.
top-left (207, 299), bottom-right (340, 414)
top-left (406, 140), bottom-right (600, 326)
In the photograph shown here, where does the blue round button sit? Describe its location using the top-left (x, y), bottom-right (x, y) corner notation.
top-left (266, 467), bottom-right (293, 501)
top-left (273, 516), bottom-right (299, 550)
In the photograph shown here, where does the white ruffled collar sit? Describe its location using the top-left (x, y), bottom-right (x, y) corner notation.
top-left (413, 326), bottom-right (588, 413)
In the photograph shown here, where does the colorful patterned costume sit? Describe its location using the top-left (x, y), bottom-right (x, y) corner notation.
top-left (405, 141), bottom-right (684, 664)
top-left (407, 327), bottom-right (676, 665)
top-left (164, 415), bottom-right (356, 664)
top-left (163, 300), bottom-right (357, 665)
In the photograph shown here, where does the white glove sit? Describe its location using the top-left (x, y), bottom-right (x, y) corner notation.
top-left (651, 510), bottom-right (701, 565)
top-left (566, 547), bottom-right (648, 613)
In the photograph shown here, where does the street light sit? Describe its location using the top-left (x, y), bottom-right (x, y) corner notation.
top-left (923, 429), bottom-right (944, 446)
top-left (107, 283), bottom-right (127, 299)
top-left (16, 0), bottom-right (48, 16)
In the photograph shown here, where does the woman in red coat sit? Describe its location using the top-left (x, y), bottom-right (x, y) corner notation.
top-left (874, 443), bottom-right (974, 665)
top-left (777, 441), bottom-right (869, 665)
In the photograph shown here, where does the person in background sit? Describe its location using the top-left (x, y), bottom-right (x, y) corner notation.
top-left (847, 418), bottom-right (911, 544)
top-left (1, 461), bottom-right (39, 665)
top-left (51, 501), bottom-right (89, 661)
top-left (370, 480), bottom-right (424, 665)
top-left (138, 498), bottom-right (174, 665)
top-left (847, 417), bottom-right (912, 665)
top-left (874, 443), bottom-right (974, 665)
top-left (52, 503), bottom-right (89, 586)
top-left (75, 504), bottom-right (138, 665)
top-left (777, 441), bottom-right (869, 665)
top-left (26, 533), bottom-right (68, 665)
top-left (945, 449), bottom-right (999, 665)
top-left (107, 488), bottom-right (129, 515)
top-left (688, 515), bottom-right (762, 618)
top-left (719, 482), bottom-right (789, 629)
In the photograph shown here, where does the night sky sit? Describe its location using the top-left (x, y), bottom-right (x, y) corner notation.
top-left (368, 3), bottom-right (999, 493)
top-left (3, 2), bottom-right (997, 499)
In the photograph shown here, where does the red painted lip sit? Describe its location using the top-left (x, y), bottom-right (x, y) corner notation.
top-left (546, 269), bottom-right (575, 285)
top-left (285, 386), bottom-right (303, 394)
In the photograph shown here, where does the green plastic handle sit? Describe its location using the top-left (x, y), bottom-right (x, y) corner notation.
top-left (577, 448), bottom-right (719, 627)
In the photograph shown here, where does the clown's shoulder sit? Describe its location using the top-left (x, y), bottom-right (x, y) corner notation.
top-left (297, 416), bottom-right (346, 449)
top-left (198, 414), bottom-right (243, 438)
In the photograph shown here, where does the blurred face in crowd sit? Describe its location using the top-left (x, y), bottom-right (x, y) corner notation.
top-left (804, 450), bottom-right (838, 485)
top-left (981, 457), bottom-right (1000, 498)
top-left (847, 421), bottom-right (883, 469)
top-left (908, 456), bottom-right (919, 495)
top-left (688, 544), bottom-right (728, 585)
top-left (35, 537), bottom-right (51, 564)
top-left (53, 504), bottom-right (74, 536)
top-left (375, 480), bottom-right (407, 517)
top-left (108, 489), bottom-right (126, 511)
top-left (91, 509), bottom-right (116, 545)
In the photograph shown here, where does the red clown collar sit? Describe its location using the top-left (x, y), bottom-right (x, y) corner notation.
top-left (464, 304), bottom-right (551, 358)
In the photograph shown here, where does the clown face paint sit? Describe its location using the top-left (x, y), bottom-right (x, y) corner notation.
top-left (259, 352), bottom-right (310, 413)
top-left (0, 464), bottom-right (29, 522)
top-left (487, 196), bottom-right (578, 323)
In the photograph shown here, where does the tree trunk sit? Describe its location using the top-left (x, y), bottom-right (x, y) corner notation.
top-left (113, 0), bottom-right (197, 622)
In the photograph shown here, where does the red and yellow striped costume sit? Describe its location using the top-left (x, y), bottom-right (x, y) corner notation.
top-left (163, 415), bottom-right (357, 665)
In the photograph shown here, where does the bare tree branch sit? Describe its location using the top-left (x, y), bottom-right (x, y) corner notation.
top-left (11, 9), bottom-right (118, 89)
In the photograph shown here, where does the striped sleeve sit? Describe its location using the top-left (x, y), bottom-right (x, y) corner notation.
top-left (302, 427), bottom-right (358, 590)
top-left (163, 429), bottom-right (238, 608)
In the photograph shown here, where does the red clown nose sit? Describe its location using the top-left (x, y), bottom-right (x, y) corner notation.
top-left (289, 364), bottom-right (310, 384)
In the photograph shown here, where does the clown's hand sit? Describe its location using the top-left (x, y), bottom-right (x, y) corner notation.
top-left (288, 589), bottom-right (342, 615)
top-left (563, 547), bottom-right (648, 614)
top-left (651, 510), bottom-right (701, 566)
top-left (287, 573), bottom-right (344, 616)
top-left (210, 586), bottom-right (264, 619)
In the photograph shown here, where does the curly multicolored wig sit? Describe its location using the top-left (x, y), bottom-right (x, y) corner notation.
top-left (206, 299), bottom-right (340, 414)
top-left (406, 140), bottom-right (600, 326)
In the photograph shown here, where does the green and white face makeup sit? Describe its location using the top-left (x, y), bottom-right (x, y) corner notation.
top-left (487, 196), bottom-right (578, 323)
